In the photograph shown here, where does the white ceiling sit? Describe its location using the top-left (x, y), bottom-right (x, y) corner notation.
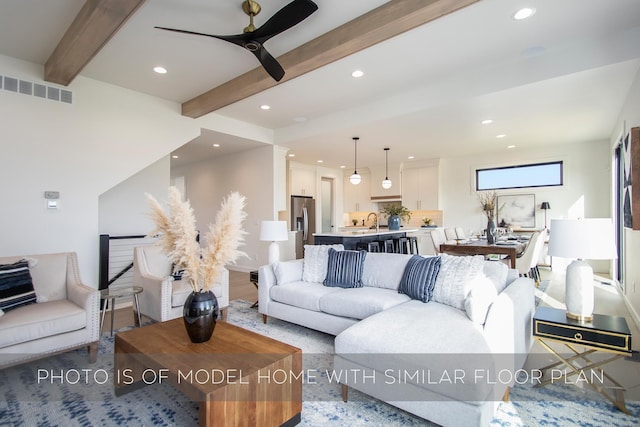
top-left (1, 0), bottom-right (640, 171)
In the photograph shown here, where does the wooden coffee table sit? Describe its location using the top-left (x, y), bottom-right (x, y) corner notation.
top-left (114, 318), bottom-right (302, 426)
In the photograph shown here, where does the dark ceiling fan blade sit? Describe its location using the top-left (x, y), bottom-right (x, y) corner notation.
top-left (251, 45), bottom-right (285, 81)
top-left (251, 0), bottom-right (318, 43)
top-left (155, 26), bottom-right (248, 48)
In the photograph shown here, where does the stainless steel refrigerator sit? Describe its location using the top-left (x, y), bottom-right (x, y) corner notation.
top-left (291, 195), bottom-right (315, 258)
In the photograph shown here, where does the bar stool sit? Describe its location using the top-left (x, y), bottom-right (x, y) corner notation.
top-left (407, 236), bottom-right (419, 255)
top-left (395, 237), bottom-right (409, 254)
top-left (368, 241), bottom-right (381, 252)
top-left (382, 240), bottom-right (395, 253)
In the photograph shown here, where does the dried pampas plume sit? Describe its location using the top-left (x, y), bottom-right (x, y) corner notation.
top-left (146, 187), bottom-right (247, 292)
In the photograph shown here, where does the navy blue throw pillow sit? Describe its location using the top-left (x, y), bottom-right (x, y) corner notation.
top-left (323, 249), bottom-right (367, 288)
top-left (398, 255), bottom-right (441, 303)
top-left (0, 259), bottom-right (37, 312)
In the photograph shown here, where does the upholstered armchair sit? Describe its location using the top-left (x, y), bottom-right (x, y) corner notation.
top-left (133, 245), bottom-right (229, 323)
top-left (0, 252), bottom-right (100, 368)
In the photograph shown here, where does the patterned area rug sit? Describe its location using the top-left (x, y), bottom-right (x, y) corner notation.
top-left (1, 300), bottom-right (638, 426)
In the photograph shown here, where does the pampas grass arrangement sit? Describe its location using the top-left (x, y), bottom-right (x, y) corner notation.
top-left (146, 187), bottom-right (247, 293)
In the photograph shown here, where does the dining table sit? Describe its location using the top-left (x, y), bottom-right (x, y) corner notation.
top-left (439, 238), bottom-right (527, 269)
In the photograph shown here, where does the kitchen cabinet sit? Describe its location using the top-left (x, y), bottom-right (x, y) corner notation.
top-left (343, 170), bottom-right (372, 212)
top-left (370, 163), bottom-right (402, 199)
top-left (289, 163), bottom-right (316, 197)
top-left (402, 164), bottom-right (439, 210)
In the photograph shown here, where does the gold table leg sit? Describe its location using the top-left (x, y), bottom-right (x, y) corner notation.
top-left (535, 338), bottom-right (629, 414)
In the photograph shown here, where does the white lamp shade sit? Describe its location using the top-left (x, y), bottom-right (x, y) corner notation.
top-left (548, 218), bottom-right (617, 260)
top-left (259, 221), bottom-right (288, 242)
top-left (381, 178), bottom-right (392, 189)
top-left (350, 172), bottom-right (361, 185)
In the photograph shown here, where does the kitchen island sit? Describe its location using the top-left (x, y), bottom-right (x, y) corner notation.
top-left (313, 228), bottom-right (418, 250)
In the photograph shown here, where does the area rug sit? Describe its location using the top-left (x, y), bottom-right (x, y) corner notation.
top-left (1, 300), bottom-right (638, 426)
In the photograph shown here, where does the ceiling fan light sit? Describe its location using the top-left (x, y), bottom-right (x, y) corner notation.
top-left (382, 178), bottom-right (392, 189)
top-left (350, 172), bottom-right (361, 185)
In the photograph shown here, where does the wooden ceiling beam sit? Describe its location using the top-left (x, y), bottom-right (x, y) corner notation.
top-left (44, 0), bottom-right (147, 86)
top-left (182, 0), bottom-right (479, 118)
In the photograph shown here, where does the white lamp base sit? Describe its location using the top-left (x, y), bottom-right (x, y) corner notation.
top-left (268, 241), bottom-right (280, 265)
top-left (565, 259), bottom-right (594, 321)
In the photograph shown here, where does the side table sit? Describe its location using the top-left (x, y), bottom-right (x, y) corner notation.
top-left (533, 306), bottom-right (632, 414)
top-left (100, 286), bottom-right (143, 336)
top-left (249, 270), bottom-right (259, 308)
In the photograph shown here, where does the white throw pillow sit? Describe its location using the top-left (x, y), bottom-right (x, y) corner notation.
top-left (482, 260), bottom-right (509, 294)
top-left (272, 261), bottom-right (303, 285)
top-left (464, 273), bottom-right (499, 324)
top-left (302, 244), bottom-right (344, 283)
top-left (432, 254), bottom-right (484, 311)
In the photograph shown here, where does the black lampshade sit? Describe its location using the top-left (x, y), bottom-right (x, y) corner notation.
top-left (540, 202), bottom-right (551, 210)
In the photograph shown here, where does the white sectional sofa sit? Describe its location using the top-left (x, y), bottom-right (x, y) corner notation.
top-left (0, 252), bottom-right (100, 368)
top-left (259, 248), bottom-right (535, 427)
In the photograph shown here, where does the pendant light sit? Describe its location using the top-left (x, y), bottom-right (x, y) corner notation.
top-left (350, 137), bottom-right (361, 185)
top-left (381, 147), bottom-right (392, 189)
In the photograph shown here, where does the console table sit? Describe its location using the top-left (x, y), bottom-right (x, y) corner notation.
top-left (533, 306), bottom-right (632, 414)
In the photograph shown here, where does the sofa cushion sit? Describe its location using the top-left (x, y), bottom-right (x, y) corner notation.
top-left (323, 249), bottom-right (366, 288)
top-left (302, 244), bottom-right (344, 283)
top-left (432, 254), bottom-right (484, 311)
top-left (28, 253), bottom-right (69, 302)
top-left (319, 287), bottom-right (411, 320)
top-left (273, 260), bottom-right (303, 285)
top-left (0, 300), bottom-right (86, 348)
top-left (0, 260), bottom-right (37, 312)
top-left (482, 260), bottom-right (509, 294)
top-left (270, 281), bottom-right (341, 312)
top-left (361, 252), bottom-right (413, 290)
top-left (398, 255), bottom-right (441, 303)
top-left (464, 273), bottom-right (498, 324)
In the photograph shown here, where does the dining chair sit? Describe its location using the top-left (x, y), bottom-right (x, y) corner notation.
top-left (454, 227), bottom-right (466, 239)
top-left (444, 228), bottom-right (458, 241)
top-left (429, 228), bottom-right (447, 254)
top-left (512, 231), bottom-right (542, 280)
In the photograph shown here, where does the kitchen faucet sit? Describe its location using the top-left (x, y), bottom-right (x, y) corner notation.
top-left (367, 212), bottom-right (379, 232)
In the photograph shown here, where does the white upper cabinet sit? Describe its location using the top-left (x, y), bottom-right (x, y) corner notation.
top-left (370, 163), bottom-right (402, 199)
top-left (401, 162), bottom-right (439, 210)
top-left (290, 162), bottom-right (316, 197)
top-left (343, 169), bottom-right (372, 212)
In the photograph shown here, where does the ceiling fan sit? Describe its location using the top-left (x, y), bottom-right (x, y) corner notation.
top-left (156, 0), bottom-right (318, 82)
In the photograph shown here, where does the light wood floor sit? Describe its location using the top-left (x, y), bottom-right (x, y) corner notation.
top-left (102, 270), bottom-right (257, 331)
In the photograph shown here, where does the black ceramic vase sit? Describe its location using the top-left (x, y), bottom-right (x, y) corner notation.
top-left (388, 215), bottom-right (401, 230)
top-left (183, 290), bottom-right (219, 343)
top-left (487, 218), bottom-right (497, 244)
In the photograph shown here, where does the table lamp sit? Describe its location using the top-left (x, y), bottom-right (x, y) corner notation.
top-left (260, 221), bottom-right (289, 264)
top-left (548, 218), bottom-right (617, 321)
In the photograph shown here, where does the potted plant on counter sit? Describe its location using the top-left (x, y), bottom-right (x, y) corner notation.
top-left (381, 203), bottom-right (412, 230)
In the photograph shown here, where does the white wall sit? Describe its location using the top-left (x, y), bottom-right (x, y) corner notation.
top-left (439, 139), bottom-right (611, 272)
top-left (171, 145), bottom-right (275, 271)
top-left (0, 55), bottom-right (198, 284)
top-left (610, 66), bottom-right (640, 323)
top-left (98, 156), bottom-right (170, 235)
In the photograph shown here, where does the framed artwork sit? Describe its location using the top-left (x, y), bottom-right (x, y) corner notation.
top-left (626, 127), bottom-right (640, 230)
top-left (497, 194), bottom-right (536, 228)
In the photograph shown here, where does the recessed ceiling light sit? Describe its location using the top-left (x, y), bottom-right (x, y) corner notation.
top-left (513, 7), bottom-right (535, 20)
top-left (408, 155), bottom-right (415, 160)
top-left (153, 66), bottom-right (167, 74)
top-left (507, 145), bottom-right (516, 149)
top-left (317, 160), bottom-right (323, 163)
top-left (212, 143), bottom-right (220, 148)
top-left (288, 153), bottom-right (295, 157)
top-left (481, 119), bottom-right (493, 125)
top-left (340, 165), bottom-right (345, 169)
top-left (171, 155), bottom-right (179, 159)
top-left (260, 104), bottom-right (271, 110)
top-left (496, 134), bottom-right (506, 138)
top-left (351, 70), bottom-right (364, 78)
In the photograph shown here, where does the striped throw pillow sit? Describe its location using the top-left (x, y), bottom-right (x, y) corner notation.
top-left (0, 259), bottom-right (37, 312)
top-left (323, 249), bottom-right (366, 288)
top-left (398, 255), bottom-right (441, 303)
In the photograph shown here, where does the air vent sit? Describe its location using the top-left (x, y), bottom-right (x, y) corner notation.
top-left (1, 74), bottom-right (73, 104)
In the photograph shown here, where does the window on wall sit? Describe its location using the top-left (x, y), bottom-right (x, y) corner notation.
top-left (476, 161), bottom-right (563, 191)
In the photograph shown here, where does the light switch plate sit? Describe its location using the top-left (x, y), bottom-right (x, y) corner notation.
top-left (44, 191), bottom-right (59, 199)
